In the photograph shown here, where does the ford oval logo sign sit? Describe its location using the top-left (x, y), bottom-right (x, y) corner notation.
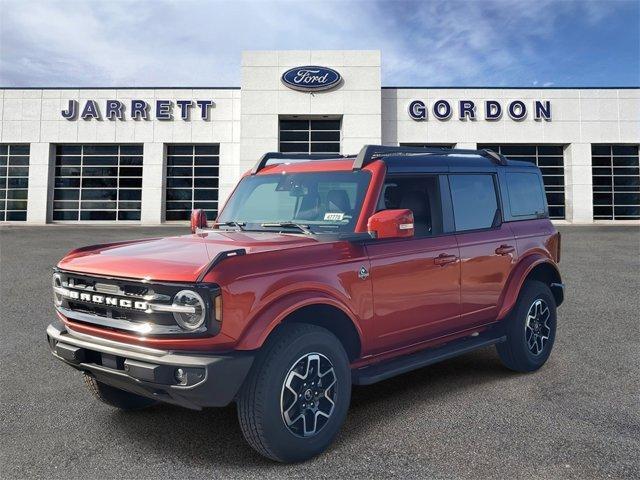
top-left (281, 66), bottom-right (342, 92)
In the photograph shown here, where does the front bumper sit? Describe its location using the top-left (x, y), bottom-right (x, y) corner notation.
top-left (46, 321), bottom-right (254, 410)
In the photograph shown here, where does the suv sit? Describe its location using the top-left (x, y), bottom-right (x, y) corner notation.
top-left (47, 145), bottom-right (563, 463)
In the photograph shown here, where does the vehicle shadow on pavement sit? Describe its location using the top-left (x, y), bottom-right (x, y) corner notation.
top-left (112, 402), bottom-right (263, 467)
top-left (111, 347), bottom-right (510, 468)
top-left (341, 348), bottom-right (509, 443)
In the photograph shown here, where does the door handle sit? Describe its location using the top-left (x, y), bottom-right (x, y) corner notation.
top-left (495, 244), bottom-right (515, 255)
top-left (434, 253), bottom-right (458, 266)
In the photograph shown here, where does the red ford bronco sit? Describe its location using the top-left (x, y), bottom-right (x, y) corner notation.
top-left (47, 145), bottom-right (563, 462)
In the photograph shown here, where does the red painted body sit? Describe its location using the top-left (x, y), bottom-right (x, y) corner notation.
top-left (367, 209), bottom-right (415, 239)
top-left (56, 158), bottom-right (561, 368)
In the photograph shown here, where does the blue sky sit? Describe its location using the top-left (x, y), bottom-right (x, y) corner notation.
top-left (0, 0), bottom-right (638, 87)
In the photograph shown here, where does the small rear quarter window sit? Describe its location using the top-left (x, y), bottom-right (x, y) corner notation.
top-left (506, 172), bottom-right (546, 217)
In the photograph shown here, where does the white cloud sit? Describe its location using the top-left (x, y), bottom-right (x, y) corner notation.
top-left (0, 0), bottom-right (629, 87)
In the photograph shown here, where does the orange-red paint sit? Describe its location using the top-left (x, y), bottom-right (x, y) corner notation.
top-left (54, 158), bottom-right (561, 368)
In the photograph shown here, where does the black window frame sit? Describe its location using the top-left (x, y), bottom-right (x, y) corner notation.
top-left (503, 170), bottom-right (548, 219)
top-left (0, 144), bottom-right (30, 222)
top-left (447, 173), bottom-right (504, 233)
top-left (398, 143), bottom-right (455, 150)
top-left (591, 144), bottom-right (640, 220)
top-left (375, 173), bottom-right (455, 239)
top-left (53, 144), bottom-right (143, 222)
top-left (478, 144), bottom-right (565, 219)
top-left (279, 117), bottom-right (342, 155)
top-left (165, 144), bottom-right (220, 221)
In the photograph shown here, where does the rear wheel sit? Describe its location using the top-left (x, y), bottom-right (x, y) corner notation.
top-left (83, 373), bottom-right (157, 410)
top-left (237, 324), bottom-right (351, 463)
top-left (496, 280), bottom-right (557, 372)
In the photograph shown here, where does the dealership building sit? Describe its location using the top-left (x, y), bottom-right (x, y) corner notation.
top-left (0, 50), bottom-right (638, 225)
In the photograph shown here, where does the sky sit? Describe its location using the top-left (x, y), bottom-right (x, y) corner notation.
top-left (0, 0), bottom-right (638, 88)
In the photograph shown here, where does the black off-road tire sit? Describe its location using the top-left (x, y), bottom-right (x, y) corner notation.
top-left (237, 324), bottom-right (351, 463)
top-left (83, 373), bottom-right (157, 410)
top-left (496, 280), bottom-right (557, 372)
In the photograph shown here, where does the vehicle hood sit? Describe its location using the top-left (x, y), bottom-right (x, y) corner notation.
top-left (57, 230), bottom-right (319, 282)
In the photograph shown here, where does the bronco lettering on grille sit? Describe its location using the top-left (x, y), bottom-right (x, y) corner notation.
top-left (62, 288), bottom-right (148, 311)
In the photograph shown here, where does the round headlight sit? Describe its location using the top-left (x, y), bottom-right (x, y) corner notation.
top-left (52, 273), bottom-right (63, 307)
top-left (172, 290), bottom-right (206, 331)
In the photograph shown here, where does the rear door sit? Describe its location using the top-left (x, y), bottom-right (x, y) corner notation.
top-left (448, 173), bottom-right (517, 328)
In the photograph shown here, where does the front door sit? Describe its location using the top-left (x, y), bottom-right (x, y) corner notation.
top-left (365, 175), bottom-right (461, 354)
top-left (366, 236), bottom-right (461, 353)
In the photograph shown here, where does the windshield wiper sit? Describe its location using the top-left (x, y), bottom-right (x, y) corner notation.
top-left (260, 222), bottom-right (313, 235)
top-left (213, 221), bottom-right (246, 231)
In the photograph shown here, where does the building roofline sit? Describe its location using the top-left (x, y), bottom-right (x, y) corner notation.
top-left (0, 85), bottom-right (637, 90)
top-left (0, 86), bottom-right (242, 90)
top-left (382, 86), bottom-right (640, 90)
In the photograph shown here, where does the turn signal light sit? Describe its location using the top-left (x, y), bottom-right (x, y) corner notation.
top-left (557, 231), bottom-right (562, 263)
top-left (214, 294), bottom-right (223, 322)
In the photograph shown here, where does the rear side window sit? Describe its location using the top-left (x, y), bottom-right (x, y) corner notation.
top-left (506, 172), bottom-right (546, 217)
top-left (449, 174), bottom-right (499, 231)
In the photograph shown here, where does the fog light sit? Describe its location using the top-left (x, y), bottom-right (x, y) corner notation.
top-left (175, 368), bottom-right (188, 385)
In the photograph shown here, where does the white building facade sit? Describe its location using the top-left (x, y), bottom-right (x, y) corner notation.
top-left (1, 50), bottom-right (638, 225)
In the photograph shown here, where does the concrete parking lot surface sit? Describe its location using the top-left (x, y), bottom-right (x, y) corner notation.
top-left (1, 225), bottom-right (638, 479)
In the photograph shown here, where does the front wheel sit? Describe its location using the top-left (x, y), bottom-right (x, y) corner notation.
top-left (237, 324), bottom-right (351, 463)
top-left (496, 280), bottom-right (557, 372)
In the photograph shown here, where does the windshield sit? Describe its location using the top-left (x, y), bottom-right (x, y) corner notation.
top-left (217, 170), bottom-right (371, 233)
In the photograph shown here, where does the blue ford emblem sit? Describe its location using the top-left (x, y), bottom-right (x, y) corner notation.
top-left (281, 66), bottom-right (342, 92)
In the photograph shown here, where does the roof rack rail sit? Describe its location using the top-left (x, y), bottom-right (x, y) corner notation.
top-left (352, 145), bottom-right (508, 170)
top-left (250, 152), bottom-right (348, 175)
top-left (250, 145), bottom-right (507, 175)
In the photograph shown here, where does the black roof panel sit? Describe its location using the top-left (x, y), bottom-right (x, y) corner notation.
top-left (382, 153), bottom-right (538, 173)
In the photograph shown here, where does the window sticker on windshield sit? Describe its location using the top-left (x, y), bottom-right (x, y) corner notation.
top-left (324, 212), bottom-right (345, 221)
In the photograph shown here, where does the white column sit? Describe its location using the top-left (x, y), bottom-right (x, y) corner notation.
top-left (140, 142), bottom-right (166, 224)
top-left (564, 143), bottom-right (593, 223)
top-left (26, 143), bottom-right (54, 224)
top-left (217, 142), bottom-right (241, 211)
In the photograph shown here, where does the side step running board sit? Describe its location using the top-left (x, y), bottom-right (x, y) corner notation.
top-left (352, 333), bottom-right (506, 385)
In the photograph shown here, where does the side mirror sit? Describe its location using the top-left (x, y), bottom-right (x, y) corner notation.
top-left (190, 209), bottom-right (208, 233)
top-left (367, 209), bottom-right (414, 239)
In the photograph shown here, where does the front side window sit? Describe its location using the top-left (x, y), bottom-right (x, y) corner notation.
top-left (377, 175), bottom-right (444, 236)
top-left (218, 171), bottom-right (370, 233)
top-left (449, 174), bottom-right (499, 231)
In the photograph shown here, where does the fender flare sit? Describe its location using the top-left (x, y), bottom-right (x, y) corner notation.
top-left (497, 253), bottom-right (562, 320)
top-left (234, 290), bottom-right (364, 351)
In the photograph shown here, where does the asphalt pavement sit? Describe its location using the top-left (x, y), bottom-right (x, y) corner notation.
top-left (0, 225), bottom-right (638, 479)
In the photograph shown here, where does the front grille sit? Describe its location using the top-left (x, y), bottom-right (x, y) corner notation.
top-left (60, 272), bottom-right (175, 325)
top-left (54, 270), bottom-right (219, 336)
